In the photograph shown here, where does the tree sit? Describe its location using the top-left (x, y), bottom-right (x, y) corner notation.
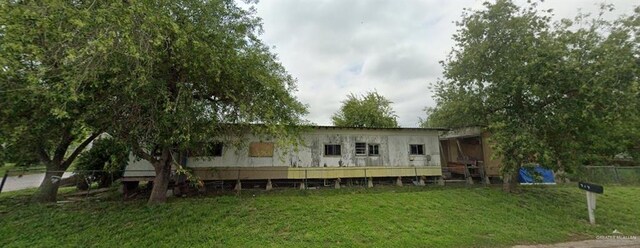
top-left (422, 86), bottom-right (486, 128)
top-left (0, 1), bottom-right (126, 202)
top-left (74, 137), bottom-right (129, 189)
top-left (425, 1), bottom-right (640, 191)
top-left (332, 91), bottom-right (399, 128)
top-left (95, 0), bottom-right (308, 204)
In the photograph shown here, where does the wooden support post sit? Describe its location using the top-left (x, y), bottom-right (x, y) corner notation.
top-left (367, 177), bottom-right (373, 188)
top-left (396, 177), bottom-right (403, 187)
top-left (586, 191), bottom-right (596, 225)
top-left (266, 179), bottom-right (273, 191)
top-left (578, 182), bottom-right (603, 225)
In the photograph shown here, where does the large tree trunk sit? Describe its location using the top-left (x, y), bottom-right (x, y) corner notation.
top-left (32, 168), bottom-right (65, 203)
top-left (502, 171), bottom-right (519, 193)
top-left (32, 132), bottom-right (101, 203)
top-left (148, 158), bottom-right (172, 204)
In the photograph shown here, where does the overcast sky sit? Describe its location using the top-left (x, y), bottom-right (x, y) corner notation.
top-left (250, 0), bottom-right (636, 127)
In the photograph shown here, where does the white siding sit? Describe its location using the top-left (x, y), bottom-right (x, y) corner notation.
top-left (123, 127), bottom-right (442, 178)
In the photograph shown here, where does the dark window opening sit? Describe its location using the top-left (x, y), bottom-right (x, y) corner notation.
top-left (209, 143), bottom-right (224, 156)
top-left (410, 144), bottom-right (425, 155)
top-left (190, 143), bottom-right (223, 157)
top-left (355, 142), bottom-right (366, 155)
top-left (324, 144), bottom-right (341, 156)
top-left (368, 144), bottom-right (380, 156)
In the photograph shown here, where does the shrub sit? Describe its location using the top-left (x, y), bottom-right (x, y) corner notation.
top-left (74, 137), bottom-right (129, 189)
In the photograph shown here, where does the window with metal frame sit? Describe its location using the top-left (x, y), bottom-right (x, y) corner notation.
top-left (355, 142), bottom-right (366, 155)
top-left (368, 144), bottom-right (380, 156)
top-left (324, 144), bottom-right (341, 156)
top-left (410, 144), bottom-right (425, 155)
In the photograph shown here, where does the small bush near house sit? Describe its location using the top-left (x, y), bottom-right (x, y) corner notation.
top-left (74, 138), bottom-right (129, 189)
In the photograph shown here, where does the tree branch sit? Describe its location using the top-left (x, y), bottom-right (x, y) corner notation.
top-left (36, 145), bottom-right (52, 166)
top-left (61, 132), bottom-right (102, 169)
top-left (52, 128), bottom-right (74, 164)
top-left (132, 142), bottom-right (159, 165)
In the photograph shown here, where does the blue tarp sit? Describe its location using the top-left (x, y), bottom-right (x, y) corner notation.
top-left (518, 166), bottom-right (555, 184)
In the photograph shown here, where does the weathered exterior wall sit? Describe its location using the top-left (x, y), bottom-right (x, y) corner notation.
top-left (447, 140), bottom-right (458, 162)
top-left (123, 156), bottom-right (156, 178)
top-left (186, 128), bottom-right (441, 168)
top-left (481, 131), bottom-right (501, 176)
top-left (123, 127), bottom-right (443, 180)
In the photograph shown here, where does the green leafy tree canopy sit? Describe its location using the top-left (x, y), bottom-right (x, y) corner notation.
top-left (332, 91), bottom-right (399, 128)
top-left (95, 0), bottom-right (308, 204)
top-left (425, 0), bottom-right (640, 191)
top-left (0, 1), bottom-right (127, 202)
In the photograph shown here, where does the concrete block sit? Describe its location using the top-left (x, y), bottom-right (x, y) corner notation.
top-left (299, 181), bottom-right (306, 190)
top-left (418, 176), bottom-right (426, 186)
top-left (266, 179), bottom-right (273, 191)
top-left (367, 177), bottom-right (373, 188)
top-left (234, 180), bottom-right (242, 191)
top-left (396, 177), bottom-right (403, 187)
top-left (334, 178), bottom-right (341, 189)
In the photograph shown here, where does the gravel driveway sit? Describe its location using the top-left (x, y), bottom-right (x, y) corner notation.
top-left (1, 172), bottom-right (74, 192)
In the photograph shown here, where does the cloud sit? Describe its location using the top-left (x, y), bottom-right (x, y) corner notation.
top-left (252, 0), bottom-right (637, 127)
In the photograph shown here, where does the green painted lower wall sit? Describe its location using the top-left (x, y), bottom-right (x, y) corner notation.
top-left (190, 166), bottom-right (442, 180)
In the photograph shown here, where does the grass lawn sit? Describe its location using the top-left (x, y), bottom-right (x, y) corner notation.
top-left (0, 185), bottom-right (638, 247)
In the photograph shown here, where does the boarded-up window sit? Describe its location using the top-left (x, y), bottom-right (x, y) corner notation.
top-left (249, 142), bottom-right (274, 157)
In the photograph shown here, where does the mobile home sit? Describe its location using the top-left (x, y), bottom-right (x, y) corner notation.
top-left (123, 126), bottom-right (446, 189)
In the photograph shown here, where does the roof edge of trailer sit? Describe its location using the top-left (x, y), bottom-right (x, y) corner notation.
top-left (439, 126), bottom-right (485, 139)
top-left (307, 125), bottom-right (449, 131)
top-left (210, 123), bottom-right (450, 132)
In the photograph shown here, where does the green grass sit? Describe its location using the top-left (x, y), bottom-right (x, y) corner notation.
top-left (0, 185), bottom-right (638, 247)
